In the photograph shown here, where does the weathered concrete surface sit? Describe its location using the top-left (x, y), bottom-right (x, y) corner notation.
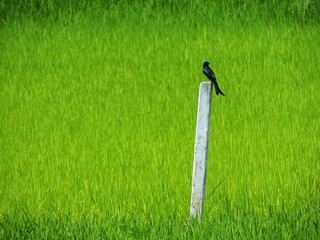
top-left (190, 82), bottom-right (212, 219)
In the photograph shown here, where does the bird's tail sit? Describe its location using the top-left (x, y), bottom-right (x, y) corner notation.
top-left (212, 81), bottom-right (225, 96)
top-left (218, 88), bottom-right (225, 96)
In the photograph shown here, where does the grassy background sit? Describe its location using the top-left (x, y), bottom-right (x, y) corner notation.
top-left (1, 1), bottom-right (319, 239)
top-left (1, 0), bottom-right (320, 24)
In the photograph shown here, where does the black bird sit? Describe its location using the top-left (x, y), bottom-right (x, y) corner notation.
top-left (202, 61), bottom-right (225, 96)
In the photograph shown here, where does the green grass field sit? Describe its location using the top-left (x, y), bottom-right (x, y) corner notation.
top-left (0, 1), bottom-right (319, 239)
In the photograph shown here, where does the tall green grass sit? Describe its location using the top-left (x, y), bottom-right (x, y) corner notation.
top-left (0, 2), bottom-right (319, 239)
top-left (1, 0), bottom-right (320, 24)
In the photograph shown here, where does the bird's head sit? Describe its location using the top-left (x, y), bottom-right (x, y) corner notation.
top-left (203, 61), bottom-right (210, 67)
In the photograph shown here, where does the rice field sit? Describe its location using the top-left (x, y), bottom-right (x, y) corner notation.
top-left (0, 1), bottom-right (319, 239)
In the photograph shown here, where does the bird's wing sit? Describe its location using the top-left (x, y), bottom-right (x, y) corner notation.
top-left (209, 71), bottom-right (216, 81)
top-left (203, 67), bottom-right (214, 80)
top-left (208, 67), bottom-right (216, 80)
top-left (204, 67), bottom-right (215, 80)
